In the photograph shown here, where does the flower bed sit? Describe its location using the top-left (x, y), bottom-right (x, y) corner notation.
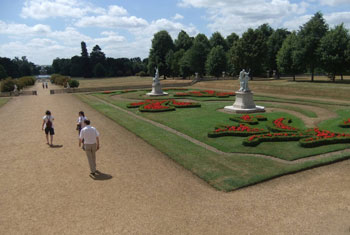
top-left (339, 118), bottom-right (350, 128)
top-left (121, 90), bottom-right (137, 93)
top-left (266, 118), bottom-right (298, 132)
top-left (127, 99), bottom-right (200, 112)
top-left (174, 90), bottom-right (235, 98)
top-left (230, 114), bottom-right (267, 125)
top-left (101, 91), bottom-right (118, 94)
top-left (208, 124), bottom-right (268, 138)
top-left (299, 128), bottom-right (350, 147)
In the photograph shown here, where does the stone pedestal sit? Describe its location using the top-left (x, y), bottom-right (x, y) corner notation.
top-left (146, 81), bottom-right (168, 96)
top-left (224, 91), bottom-right (265, 113)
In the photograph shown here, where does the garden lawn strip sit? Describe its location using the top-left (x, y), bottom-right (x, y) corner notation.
top-left (0, 97), bottom-right (10, 108)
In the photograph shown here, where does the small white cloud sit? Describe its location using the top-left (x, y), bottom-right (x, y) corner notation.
top-left (173, 13), bottom-right (184, 20)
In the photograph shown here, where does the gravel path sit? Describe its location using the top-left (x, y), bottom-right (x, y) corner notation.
top-left (0, 83), bottom-right (349, 234)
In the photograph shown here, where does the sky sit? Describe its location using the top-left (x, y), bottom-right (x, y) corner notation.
top-left (1, 0), bottom-right (350, 65)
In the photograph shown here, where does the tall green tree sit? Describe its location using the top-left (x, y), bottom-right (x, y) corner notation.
top-left (209, 32), bottom-right (228, 50)
top-left (185, 34), bottom-right (211, 76)
top-left (179, 50), bottom-right (192, 79)
top-left (318, 24), bottom-right (350, 81)
top-left (81, 41), bottom-right (92, 78)
top-left (148, 30), bottom-right (174, 78)
top-left (276, 32), bottom-right (304, 81)
top-left (229, 28), bottom-right (268, 78)
top-left (206, 46), bottom-right (227, 77)
top-left (90, 45), bottom-right (106, 69)
top-left (93, 63), bottom-right (106, 77)
top-left (226, 32), bottom-right (239, 49)
top-left (0, 65), bottom-right (8, 80)
top-left (70, 56), bottom-right (83, 77)
top-left (266, 28), bottom-right (290, 78)
top-left (298, 12), bottom-right (329, 81)
top-left (174, 30), bottom-right (193, 51)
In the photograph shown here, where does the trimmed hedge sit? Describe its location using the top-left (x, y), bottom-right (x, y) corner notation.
top-left (243, 132), bottom-right (307, 147)
top-left (208, 124), bottom-right (268, 138)
top-left (339, 118), bottom-right (350, 128)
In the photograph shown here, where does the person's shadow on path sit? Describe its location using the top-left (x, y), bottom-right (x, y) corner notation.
top-left (92, 171), bottom-right (113, 181)
top-left (49, 144), bottom-right (63, 148)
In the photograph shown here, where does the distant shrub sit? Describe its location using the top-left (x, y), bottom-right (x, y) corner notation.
top-left (1, 78), bottom-right (15, 92)
top-left (68, 79), bottom-right (79, 88)
top-left (136, 71), bottom-right (147, 77)
top-left (51, 74), bottom-right (70, 86)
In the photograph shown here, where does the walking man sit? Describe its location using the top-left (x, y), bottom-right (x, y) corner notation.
top-left (79, 119), bottom-right (100, 179)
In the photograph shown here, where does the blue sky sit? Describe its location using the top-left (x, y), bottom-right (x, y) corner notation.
top-left (1, 0), bottom-right (350, 65)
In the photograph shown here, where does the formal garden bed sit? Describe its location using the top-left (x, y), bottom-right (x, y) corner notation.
top-left (76, 90), bottom-right (350, 191)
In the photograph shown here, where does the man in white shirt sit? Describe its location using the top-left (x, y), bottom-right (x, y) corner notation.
top-left (79, 119), bottom-right (100, 179)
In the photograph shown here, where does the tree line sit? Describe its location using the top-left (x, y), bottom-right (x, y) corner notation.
top-left (149, 12), bottom-right (350, 81)
top-left (0, 56), bottom-right (41, 80)
top-left (52, 42), bottom-right (148, 78)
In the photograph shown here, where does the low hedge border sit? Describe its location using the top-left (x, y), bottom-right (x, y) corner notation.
top-left (299, 136), bottom-right (350, 147)
top-left (230, 114), bottom-right (268, 125)
top-left (208, 124), bottom-right (268, 138)
top-left (242, 132), bottom-right (307, 147)
top-left (339, 118), bottom-right (350, 128)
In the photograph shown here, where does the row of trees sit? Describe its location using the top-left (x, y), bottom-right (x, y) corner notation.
top-left (148, 12), bottom-right (350, 81)
top-left (52, 42), bottom-right (148, 78)
top-left (0, 56), bottom-right (41, 80)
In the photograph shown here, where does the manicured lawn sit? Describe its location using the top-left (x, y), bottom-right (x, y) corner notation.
top-left (95, 93), bottom-right (350, 161)
top-left (76, 93), bottom-right (350, 191)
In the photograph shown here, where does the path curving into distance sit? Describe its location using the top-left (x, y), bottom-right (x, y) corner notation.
top-left (0, 82), bottom-right (349, 234)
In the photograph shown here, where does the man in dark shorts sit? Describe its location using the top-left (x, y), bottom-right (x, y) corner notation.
top-left (42, 110), bottom-right (55, 146)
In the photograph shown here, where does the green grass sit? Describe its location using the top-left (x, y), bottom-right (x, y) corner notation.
top-left (0, 98), bottom-right (10, 108)
top-left (76, 93), bottom-right (350, 191)
top-left (318, 109), bottom-right (350, 133)
top-left (96, 94), bottom-right (350, 161)
top-left (259, 102), bottom-right (317, 118)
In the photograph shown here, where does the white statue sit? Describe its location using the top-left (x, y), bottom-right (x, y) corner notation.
top-left (153, 67), bottom-right (160, 84)
top-left (13, 84), bottom-right (18, 92)
top-left (239, 69), bottom-right (250, 92)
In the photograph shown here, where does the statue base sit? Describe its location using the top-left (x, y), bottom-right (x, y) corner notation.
top-left (146, 83), bottom-right (168, 96)
top-left (224, 91), bottom-right (265, 113)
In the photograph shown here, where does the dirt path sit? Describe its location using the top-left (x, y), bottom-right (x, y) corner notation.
top-left (0, 83), bottom-right (349, 234)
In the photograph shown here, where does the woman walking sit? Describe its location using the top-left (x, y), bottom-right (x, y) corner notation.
top-left (76, 111), bottom-right (87, 135)
top-left (42, 110), bottom-right (55, 146)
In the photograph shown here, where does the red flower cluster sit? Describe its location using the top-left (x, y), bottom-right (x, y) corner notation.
top-left (303, 128), bottom-right (350, 142)
top-left (215, 124), bottom-right (264, 133)
top-left (128, 99), bottom-right (200, 111)
top-left (240, 115), bottom-right (253, 121)
top-left (143, 100), bottom-right (169, 110)
top-left (273, 118), bottom-right (297, 130)
top-left (103, 91), bottom-right (113, 94)
top-left (344, 118), bottom-right (350, 124)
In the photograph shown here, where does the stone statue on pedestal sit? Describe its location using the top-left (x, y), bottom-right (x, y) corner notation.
top-left (146, 67), bottom-right (168, 96)
top-left (239, 69), bottom-right (250, 92)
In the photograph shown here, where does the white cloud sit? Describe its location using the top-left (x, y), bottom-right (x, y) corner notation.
top-left (75, 15), bottom-right (148, 28)
top-left (179, 0), bottom-right (308, 35)
top-left (319, 0), bottom-right (350, 6)
top-left (0, 20), bottom-right (51, 36)
top-left (173, 13), bottom-right (184, 20)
